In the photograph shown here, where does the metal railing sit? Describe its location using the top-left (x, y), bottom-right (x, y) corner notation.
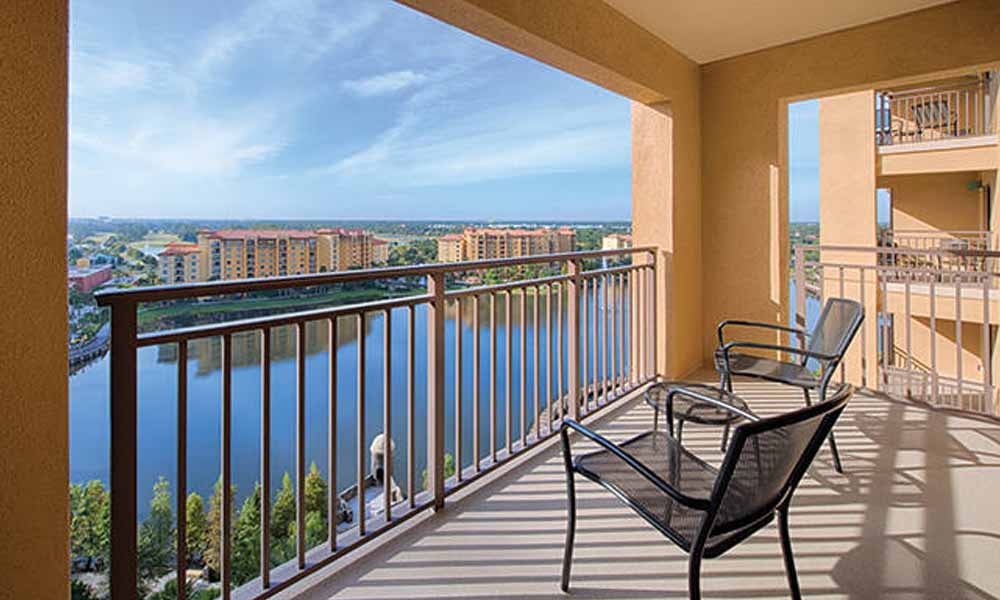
top-left (794, 244), bottom-right (997, 416)
top-left (95, 246), bottom-right (658, 600)
top-left (879, 230), bottom-right (992, 281)
top-left (875, 74), bottom-right (996, 146)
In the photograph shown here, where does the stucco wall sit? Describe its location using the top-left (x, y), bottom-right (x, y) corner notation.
top-left (884, 171), bottom-right (985, 233)
top-left (701, 0), bottom-right (1000, 364)
top-left (0, 1), bottom-right (69, 598)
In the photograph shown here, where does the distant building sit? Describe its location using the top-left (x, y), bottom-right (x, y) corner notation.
top-left (601, 233), bottom-right (633, 250)
top-left (316, 228), bottom-right (374, 271)
top-left (372, 238), bottom-right (390, 265)
top-left (197, 229), bottom-right (318, 280)
top-left (157, 242), bottom-right (201, 284)
top-left (437, 233), bottom-right (465, 263)
top-left (68, 265), bottom-right (113, 293)
top-left (438, 227), bottom-right (576, 262)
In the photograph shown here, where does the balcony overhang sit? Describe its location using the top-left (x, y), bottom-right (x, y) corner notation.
top-left (878, 137), bottom-right (998, 176)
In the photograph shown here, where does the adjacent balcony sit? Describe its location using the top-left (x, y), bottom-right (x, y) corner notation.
top-left (876, 74), bottom-right (997, 148)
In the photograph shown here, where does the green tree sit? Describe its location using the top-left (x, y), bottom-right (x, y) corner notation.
top-left (304, 462), bottom-right (327, 531)
top-left (271, 473), bottom-right (295, 540)
top-left (138, 477), bottom-right (175, 582)
top-left (232, 483), bottom-right (261, 585)
top-left (205, 478), bottom-right (235, 579)
top-left (69, 480), bottom-right (110, 570)
top-left (186, 492), bottom-right (209, 565)
top-left (422, 453), bottom-right (456, 491)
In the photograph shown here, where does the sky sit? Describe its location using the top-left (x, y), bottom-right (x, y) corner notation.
top-left (70, 0), bottom-right (840, 223)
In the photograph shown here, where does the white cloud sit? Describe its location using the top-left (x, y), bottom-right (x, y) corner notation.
top-left (342, 70), bottom-right (429, 97)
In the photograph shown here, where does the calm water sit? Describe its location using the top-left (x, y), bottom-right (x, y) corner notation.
top-left (70, 288), bottom-right (632, 515)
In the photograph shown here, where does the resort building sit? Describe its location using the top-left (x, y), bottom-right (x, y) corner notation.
top-left (67, 264), bottom-right (113, 293)
top-left (316, 228), bottom-right (374, 271)
top-left (197, 229), bottom-right (318, 280)
top-left (155, 242), bottom-right (200, 284)
top-left (437, 226), bottom-right (576, 262)
top-left (371, 238), bottom-right (390, 265)
top-left (601, 233), bottom-right (633, 250)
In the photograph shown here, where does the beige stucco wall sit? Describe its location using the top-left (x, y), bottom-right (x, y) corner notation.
top-left (0, 1), bottom-right (69, 598)
top-left (883, 171), bottom-right (985, 232)
top-left (818, 91), bottom-right (879, 386)
top-left (879, 143), bottom-right (998, 176)
top-left (701, 0), bottom-right (1000, 367)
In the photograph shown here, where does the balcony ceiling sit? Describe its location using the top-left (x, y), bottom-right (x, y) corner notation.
top-left (602, 0), bottom-right (957, 63)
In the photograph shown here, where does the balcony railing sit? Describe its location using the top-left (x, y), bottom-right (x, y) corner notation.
top-left (95, 247), bottom-right (658, 600)
top-left (794, 244), bottom-right (998, 415)
top-left (875, 74), bottom-right (996, 146)
top-left (879, 229), bottom-right (991, 280)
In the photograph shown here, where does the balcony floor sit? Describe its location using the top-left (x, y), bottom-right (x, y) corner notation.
top-left (285, 375), bottom-right (1000, 599)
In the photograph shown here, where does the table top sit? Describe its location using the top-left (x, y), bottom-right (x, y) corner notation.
top-left (644, 381), bottom-right (753, 426)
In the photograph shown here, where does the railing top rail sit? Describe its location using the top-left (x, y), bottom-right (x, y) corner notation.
top-left (95, 246), bottom-right (656, 306)
top-left (798, 243), bottom-right (1000, 259)
top-left (136, 294), bottom-right (433, 347)
top-left (880, 78), bottom-right (986, 97)
top-left (887, 229), bottom-right (990, 236)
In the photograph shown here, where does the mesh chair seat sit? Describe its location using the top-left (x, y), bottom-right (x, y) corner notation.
top-left (714, 349), bottom-right (818, 388)
top-left (574, 431), bottom-right (756, 550)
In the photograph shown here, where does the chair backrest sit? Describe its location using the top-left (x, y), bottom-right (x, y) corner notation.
top-left (709, 384), bottom-right (854, 533)
top-left (805, 298), bottom-right (864, 371)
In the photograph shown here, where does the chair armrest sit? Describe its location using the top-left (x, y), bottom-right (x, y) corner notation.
top-left (666, 387), bottom-right (759, 423)
top-left (717, 319), bottom-right (806, 348)
top-left (560, 420), bottom-right (710, 511)
top-left (719, 341), bottom-right (838, 367)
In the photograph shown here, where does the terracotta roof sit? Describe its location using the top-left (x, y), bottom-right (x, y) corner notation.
top-left (315, 228), bottom-right (371, 237)
top-left (203, 229), bottom-right (316, 240)
top-left (440, 234), bottom-right (463, 241)
top-left (372, 238), bottom-right (388, 245)
top-left (159, 242), bottom-right (200, 256)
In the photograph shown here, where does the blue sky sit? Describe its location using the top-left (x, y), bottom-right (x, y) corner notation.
top-left (70, 0), bottom-right (842, 223)
top-left (69, 0), bottom-right (631, 220)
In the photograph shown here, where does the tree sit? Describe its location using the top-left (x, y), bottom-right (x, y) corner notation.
top-left (304, 463), bottom-right (327, 526)
top-left (205, 478), bottom-right (235, 579)
top-left (271, 473), bottom-right (295, 540)
top-left (422, 453), bottom-right (456, 491)
top-left (138, 477), bottom-right (175, 582)
top-left (232, 483), bottom-right (261, 585)
top-left (69, 480), bottom-right (110, 570)
top-left (186, 492), bottom-right (209, 565)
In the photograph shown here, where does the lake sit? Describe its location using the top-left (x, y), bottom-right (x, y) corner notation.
top-left (70, 287), bottom-right (632, 516)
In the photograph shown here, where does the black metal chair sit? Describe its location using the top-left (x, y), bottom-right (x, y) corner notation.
top-left (559, 384), bottom-right (854, 600)
top-left (715, 297), bottom-right (863, 473)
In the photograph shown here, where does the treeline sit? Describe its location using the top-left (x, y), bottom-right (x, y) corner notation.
top-left (70, 463), bottom-right (333, 598)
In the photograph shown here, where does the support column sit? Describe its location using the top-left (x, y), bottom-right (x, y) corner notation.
top-left (819, 91), bottom-right (879, 387)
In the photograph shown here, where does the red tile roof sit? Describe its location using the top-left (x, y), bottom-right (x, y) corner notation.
top-left (203, 229), bottom-right (316, 240)
top-left (159, 242), bottom-right (200, 256)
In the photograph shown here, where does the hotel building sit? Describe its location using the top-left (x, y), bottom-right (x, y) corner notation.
top-left (197, 229), bottom-right (318, 281)
top-left (437, 227), bottom-right (576, 262)
top-left (156, 242), bottom-right (201, 284)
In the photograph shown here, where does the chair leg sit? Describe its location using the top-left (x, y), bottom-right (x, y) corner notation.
top-left (561, 471), bottom-right (577, 592)
top-left (778, 507), bottom-right (803, 600)
top-left (653, 405), bottom-right (659, 432)
top-left (803, 389), bottom-right (844, 473)
top-left (688, 550), bottom-right (703, 600)
top-left (676, 419), bottom-right (685, 445)
top-left (720, 422), bottom-right (730, 452)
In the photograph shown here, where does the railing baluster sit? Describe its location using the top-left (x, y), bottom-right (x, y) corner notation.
top-left (108, 300), bottom-right (137, 600)
top-left (532, 287), bottom-right (540, 439)
top-left (489, 292), bottom-right (497, 463)
top-left (326, 320), bottom-right (336, 550)
top-left (602, 273), bottom-right (610, 402)
top-left (262, 330), bottom-right (273, 578)
top-left (557, 282), bottom-right (564, 420)
top-left (930, 276), bottom-right (938, 405)
top-left (519, 289), bottom-right (527, 446)
top-left (546, 284), bottom-right (553, 431)
top-left (904, 276), bottom-right (912, 396)
top-left (407, 307), bottom-right (415, 507)
top-left (840, 266), bottom-right (846, 384)
top-left (473, 294), bottom-right (481, 472)
top-left (176, 340), bottom-right (188, 600)
top-left (383, 310), bottom-right (392, 521)
top-left (581, 278), bottom-right (590, 413)
top-left (595, 277), bottom-right (603, 392)
top-left (618, 272), bottom-right (625, 391)
top-left (567, 260), bottom-right (580, 421)
top-left (296, 323), bottom-right (307, 567)
top-left (427, 272), bottom-right (446, 510)
top-left (505, 291), bottom-right (513, 454)
top-left (357, 314), bottom-right (366, 535)
top-left (956, 273), bottom-right (963, 407)
top-left (221, 333), bottom-right (233, 599)
top-left (454, 299), bottom-right (462, 482)
top-left (859, 267), bottom-right (867, 389)
top-left (983, 272), bottom-right (992, 414)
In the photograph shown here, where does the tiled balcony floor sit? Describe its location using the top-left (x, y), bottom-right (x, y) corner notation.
top-left (285, 375), bottom-right (1000, 599)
